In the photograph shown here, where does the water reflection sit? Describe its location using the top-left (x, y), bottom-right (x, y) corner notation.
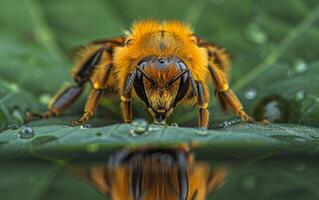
top-left (79, 146), bottom-right (226, 200)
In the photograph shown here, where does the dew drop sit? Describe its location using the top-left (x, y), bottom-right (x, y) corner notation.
top-left (295, 90), bottom-right (305, 101)
top-left (294, 60), bottom-right (308, 74)
top-left (8, 83), bottom-right (19, 92)
top-left (80, 124), bottom-right (92, 129)
top-left (39, 94), bottom-right (51, 105)
top-left (170, 122), bottom-right (179, 127)
top-left (244, 88), bottom-right (257, 100)
top-left (217, 119), bottom-right (241, 128)
top-left (263, 101), bottom-right (281, 121)
top-left (130, 118), bottom-right (149, 136)
top-left (246, 24), bottom-right (267, 44)
top-left (252, 94), bottom-right (289, 123)
top-left (18, 126), bottom-right (34, 139)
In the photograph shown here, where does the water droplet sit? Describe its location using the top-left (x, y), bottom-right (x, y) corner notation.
top-left (80, 124), bottom-right (92, 129)
top-left (263, 101), bottom-right (282, 121)
top-left (252, 94), bottom-right (289, 123)
top-left (246, 24), bottom-right (267, 44)
top-left (170, 122), bottom-right (179, 127)
top-left (294, 60), bottom-right (308, 74)
top-left (8, 83), bottom-right (19, 92)
top-left (148, 125), bottom-right (162, 131)
top-left (217, 119), bottom-right (241, 128)
top-left (130, 118), bottom-right (149, 136)
top-left (86, 144), bottom-right (99, 153)
top-left (295, 90), bottom-right (305, 101)
top-left (18, 126), bottom-right (34, 139)
top-left (245, 88), bottom-right (257, 100)
top-left (197, 127), bottom-right (208, 135)
top-left (39, 94), bottom-right (51, 105)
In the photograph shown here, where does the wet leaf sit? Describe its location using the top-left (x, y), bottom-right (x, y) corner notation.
top-left (1, 122), bottom-right (319, 160)
top-left (0, 0), bottom-right (318, 127)
top-left (0, 80), bottom-right (41, 131)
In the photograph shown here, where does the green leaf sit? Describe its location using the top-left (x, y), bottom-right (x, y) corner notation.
top-left (1, 122), bottom-right (319, 160)
top-left (1, 0), bottom-right (319, 127)
top-left (0, 80), bottom-right (41, 130)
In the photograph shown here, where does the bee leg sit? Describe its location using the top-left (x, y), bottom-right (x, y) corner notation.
top-left (27, 45), bottom-right (109, 122)
top-left (219, 89), bottom-right (253, 122)
top-left (70, 89), bottom-right (104, 126)
top-left (196, 38), bottom-right (230, 76)
top-left (208, 64), bottom-right (269, 124)
top-left (121, 96), bottom-right (132, 123)
top-left (196, 81), bottom-right (210, 128)
top-left (26, 85), bottom-right (83, 121)
top-left (120, 70), bottom-right (137, 123)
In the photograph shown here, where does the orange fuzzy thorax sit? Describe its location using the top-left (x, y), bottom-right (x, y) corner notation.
top-left (113, 20), bottom-right (209, 95)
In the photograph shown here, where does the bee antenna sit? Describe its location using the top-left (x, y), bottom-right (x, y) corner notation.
top-left (136, 65), bottom-right (158, 87)
top-left (188, 71), bottom-right (198, 97)
top-left (166, 69), bottom-right (189, 87)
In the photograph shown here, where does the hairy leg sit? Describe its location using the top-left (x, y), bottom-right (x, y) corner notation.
top-left (120, 69), bottom-right (138, 123)
top-left (198, 39), bottom-right (268, 124)
top-left (27, 37), bottom-right (123, 122)
top-left (196, 81), bottom-right (210, 128)
top-left (70, 89), bottom-right (104, 126)
top-left (209, 64), bottom-right (260, 123)
top-left (26, 85), bottom-right (83, 121)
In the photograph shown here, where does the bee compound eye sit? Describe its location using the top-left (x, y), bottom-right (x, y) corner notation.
top-left (133, 70), bottom-right (150, 107)
top-left (173, 71), bottom-right (190, 106)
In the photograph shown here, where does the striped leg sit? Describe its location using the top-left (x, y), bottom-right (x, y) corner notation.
top-left (196, 81), bottom-right (210, 128)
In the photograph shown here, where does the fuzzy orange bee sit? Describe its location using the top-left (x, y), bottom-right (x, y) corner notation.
top-left (28, 20), bottom-right (257, 128)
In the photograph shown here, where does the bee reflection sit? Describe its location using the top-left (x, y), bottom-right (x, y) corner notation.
top-left (79, 147), bottom-right (226, 200)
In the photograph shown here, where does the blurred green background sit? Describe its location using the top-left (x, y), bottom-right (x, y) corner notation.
top-left (1, 0), bottom-right (319, 127)
top-left (1, 0), bottom-right (319, 199)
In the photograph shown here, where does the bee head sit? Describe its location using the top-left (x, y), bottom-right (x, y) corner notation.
top-left (133, 57), bottom-right (191, 124)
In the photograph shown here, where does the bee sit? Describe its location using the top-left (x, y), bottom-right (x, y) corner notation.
top-left (28, 20), bottom-right (261, 128)
top-left (79, 147), bottom-right (226, 200)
